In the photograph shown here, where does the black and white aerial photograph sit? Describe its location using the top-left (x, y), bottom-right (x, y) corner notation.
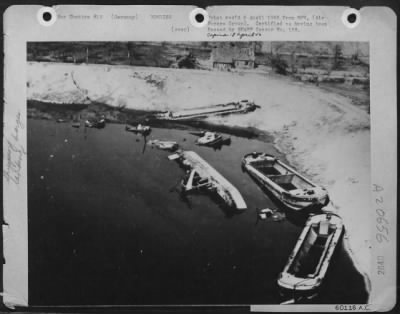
top-left (26, 41), bottom-right (370, 306)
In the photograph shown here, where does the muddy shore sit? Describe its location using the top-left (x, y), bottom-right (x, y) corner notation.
top-left (27, 100), bottom-right (273, 141)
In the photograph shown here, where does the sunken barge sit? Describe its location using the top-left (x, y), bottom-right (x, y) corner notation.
top-left (169, 150), bottom-right (247, 210)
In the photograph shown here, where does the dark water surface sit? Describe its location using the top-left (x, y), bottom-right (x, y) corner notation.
top-left (28, 120), bottom-right (368, 305)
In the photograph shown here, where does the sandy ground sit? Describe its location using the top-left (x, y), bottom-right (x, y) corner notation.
top-left (28, 62), bottom-right (371, 295)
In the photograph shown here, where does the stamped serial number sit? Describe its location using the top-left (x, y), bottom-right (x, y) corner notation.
top-left (335, 304), bottom-right (371, 311)
top-left (373, 184), bottom-right (389, 244)
top-left (377, 255), bottom-right (385, 275)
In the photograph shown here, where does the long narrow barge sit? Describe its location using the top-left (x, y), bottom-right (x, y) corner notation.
top-left (156, 100), bottom-right (257, 121)
top-left (169, 150), bottom-right (247, 210)
top-left (242, 152), bottom-right (329, 210)
top-left (278, 213), bottom-right (344, 295)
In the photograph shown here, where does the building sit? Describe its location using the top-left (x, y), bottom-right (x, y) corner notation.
top-left (211, 46), bottom-right (255, 70)
top-left (233, 47), bottom-right (256, 69)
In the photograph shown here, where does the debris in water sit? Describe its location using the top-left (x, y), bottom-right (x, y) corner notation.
top-left (257, 208), bottom-right (285, 222)
top-left (259, 213), bottom-right (267, 220)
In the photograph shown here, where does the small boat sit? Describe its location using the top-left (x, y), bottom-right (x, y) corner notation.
top-left (242, 153), bottom-right (329, 210)
top-left (195, 132), bottom-right (231, 147)
top-left (85, 117), bottom-right (106, 129)
top-left (196, 132), bottom-right (223, 146)
top-left (148, 140), bottom-right (179, 151)
top-left (71, 121), bottom-right (81, 128)
top-left (277, 213), bottom-right (343, 295)
top-left (125, 124), bottom-right (151, 134)
top-left (56, 118), bottom-right (68, 123)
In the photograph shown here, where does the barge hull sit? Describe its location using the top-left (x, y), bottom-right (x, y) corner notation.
top-left (242, 153), bottom-right (329, 210)
top-left (244, 164), bottom-right (305, 210)
top-left (178, 151), bottom-right (247, 210)
top-left (157, 101), bottom-right (256, 121)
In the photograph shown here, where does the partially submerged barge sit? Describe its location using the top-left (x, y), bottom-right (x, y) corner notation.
top-left (242, 153), bottom-right (329, 210)
top-left (169, 150), bottom-right (247, 210)
top-left (156, 100), bottom-right (257, 121)
top-left (278, 213), bottom-right (344, 294)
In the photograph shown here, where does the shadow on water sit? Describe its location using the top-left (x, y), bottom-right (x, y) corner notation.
top-left (315, 234), bottom-right (369, 304)
top-left (148, 118), bottom-right (272, 141)
top-left (209, 138), bottom-right (232, 151)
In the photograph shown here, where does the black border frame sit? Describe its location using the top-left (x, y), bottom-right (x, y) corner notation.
top-left (0, 1), bottom-right (398, 313)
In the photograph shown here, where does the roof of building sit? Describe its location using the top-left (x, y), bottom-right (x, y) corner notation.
top-left (212, 46), bottom-right (255, 63)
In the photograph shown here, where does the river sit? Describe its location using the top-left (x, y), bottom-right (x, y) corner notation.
top-left (27, 119), bottom-right (368, 305)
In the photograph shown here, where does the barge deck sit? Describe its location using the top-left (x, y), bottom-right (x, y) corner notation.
top-left (156, 100), bottom-right (257, 121)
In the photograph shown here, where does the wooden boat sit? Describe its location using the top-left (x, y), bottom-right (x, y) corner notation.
top-left (191, 131), bottom-right (231, 147)
top-left (148, 140), bottom-right (179, 151)
top-left (195, 132), bottom-right (223, 146)
top-left (277, 213), bottom-right (343, 294)
top-left (155, 100), bottom-right (258, 121)
top-left (169, 150), bottom-right (247, 210)
top-left (125, 124), bottom-right (151, 134)
top-left (242, 152), bottom-right (329, 210)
